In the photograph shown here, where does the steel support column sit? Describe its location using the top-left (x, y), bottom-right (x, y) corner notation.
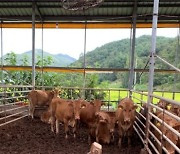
top-left (32, 2), bottom-right (36, 89)
top-left (145, 0), bottom-right (159, 151)
top-left (129, 0), bottom-right (137, 97)
top-left (0, 20), bottom-right (3, 84)
top-left (82, 21), bottom-right (87, 99)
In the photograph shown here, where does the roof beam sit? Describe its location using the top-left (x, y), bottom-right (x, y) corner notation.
top-left (2, 66), bottom-right (180, 74)
top-left (0, 15), bottom-right (179, 22)
top-left (0, 22), bottom-right (179, 28)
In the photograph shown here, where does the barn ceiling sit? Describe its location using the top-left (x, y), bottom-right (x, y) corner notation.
top-left (0, 0), bottom-right (179, 28)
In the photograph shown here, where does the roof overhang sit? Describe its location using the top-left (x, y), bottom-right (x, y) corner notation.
top-left (0, 0), bottom-right (179, 28)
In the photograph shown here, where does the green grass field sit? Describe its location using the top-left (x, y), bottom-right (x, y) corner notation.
top-left (104, 90), bottom-right (180, 109)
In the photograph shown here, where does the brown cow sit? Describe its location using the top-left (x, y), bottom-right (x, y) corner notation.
top-left (95, 111), bottom-right (114, 144)
top-left (170, 104), bottom-right (180, 117)
top-left (156, 99), bottom-right (180, 117)
top-left (154, 112), bottom-right (180, 154)
top-left (50, 98), bottom-right (87, 139)
top-left (115, 97), bottom-right (137, 148)
top-left (79, 99), bottom-right (104, 143)
top-left (28, 89), bottom-right (59, 119)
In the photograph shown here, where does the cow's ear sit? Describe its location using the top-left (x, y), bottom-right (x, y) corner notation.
top-left (118, 104), bottom-right (123, 109)
top-left (101, 102), bottom-right (105, 106)
top-left (133, 104), bottom-right (138, 110)
top-left (81, 103), bottom-right (86, 108)
top-left (90, 101), bottom-right (94, 105)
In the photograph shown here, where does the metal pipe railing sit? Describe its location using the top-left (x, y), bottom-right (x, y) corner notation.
top-left (149, 121), bottom-right (169, 154)
top-left (0, 110), bottom-right (27, 121)
top-left (135, 116), bottom-right (146, 128)
top-left (0, 115), bottom-right (28, 127)
top-left (149, 119), bottom-right (180, 153)
top-left (150, 103), bottom-right (180, 122)
top-left (149, 112), bottom-right (180, 138)
top-left (0, 105), bottom-right (28, 114)
top-left (156, 55), bottom-right (180, 73)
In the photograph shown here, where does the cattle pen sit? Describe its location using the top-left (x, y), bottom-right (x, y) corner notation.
top-left (0, 0), bottom-right (180, 154)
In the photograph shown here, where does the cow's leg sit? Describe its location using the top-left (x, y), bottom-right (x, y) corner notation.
top-left (56, 119), bottom-right (59, 134)
top-left (118, 137), bottom-right (122, 148)
top-left (51, 116), bottom-right (55, 133)
top-left (64, 120), bottom-right (69, 139)
top-left (127, 136), bottom-right (131, 154)
top-left (95, 127), bottom-right (99, 143)
top-left (73, 121), bottom-right (77, 138)
top-left (29, 103), bottom-right (35, 119)
top-left (128, 136), bottom-right (131, 147)
top-left (88, 127), bottom-right (92, 144)
top-left (111, 133), bottom-right (115, 143)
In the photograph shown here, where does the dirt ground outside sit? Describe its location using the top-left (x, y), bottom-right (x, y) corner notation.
top-left (0, 117), bottom-right (143, 154)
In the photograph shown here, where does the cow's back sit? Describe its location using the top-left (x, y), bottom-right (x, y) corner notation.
top-left (80, 103), bottom-right (96, 126)
top-left (28, 90), bottom-right (50, 106)
top-left (51, 98), bottom-right (74, 122)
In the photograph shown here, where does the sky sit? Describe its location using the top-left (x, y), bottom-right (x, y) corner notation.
top-left (0, 28), bottom-right (179, 59)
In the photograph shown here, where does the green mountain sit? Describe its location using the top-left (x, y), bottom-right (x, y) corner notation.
top-left (4, 49), bottom-right (76, 67)
top-left (73, 35), bottom-right (178, 68)
top-left (72, 35), bottom-right (180, 90)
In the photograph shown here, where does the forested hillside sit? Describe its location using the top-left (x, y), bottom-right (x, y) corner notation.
top-left (2, 35), bottom-right (180, 91)
top-left (72, 35), bottom-right (180, 90)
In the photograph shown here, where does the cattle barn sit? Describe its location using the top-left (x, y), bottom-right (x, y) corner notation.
top-left (0, 0), bottom-right (180, 154)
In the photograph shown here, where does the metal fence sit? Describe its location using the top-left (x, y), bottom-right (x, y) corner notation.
top-left (0, 85), bottom-right (32, 127)
top-left (0, 86), bottom-right (179, 153)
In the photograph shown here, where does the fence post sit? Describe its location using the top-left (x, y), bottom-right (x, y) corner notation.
top-left (145, 0), bottom-right (160, 152)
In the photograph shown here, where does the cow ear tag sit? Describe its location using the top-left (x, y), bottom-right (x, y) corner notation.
top-left (156, 122), bottom-right (161, 127)
top-left (167, 105), bottom-right (171, 110)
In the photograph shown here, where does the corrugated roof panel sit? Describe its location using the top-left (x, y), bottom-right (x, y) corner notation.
top-left (0, 1), bottom-right (179, 27)
top-left (0, 9), bottom-right (6, 16)
top-left (138, 7), bottom-right (152, 15)
top-left (170, 7), bottom-right (177, 15)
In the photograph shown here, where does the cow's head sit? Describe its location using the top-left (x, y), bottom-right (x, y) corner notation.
top-left (118, 98), bottom-right (137, 124)
top-left (95, 112), bottom-right (109, 124)
top-left (171, 104), bottom-right (180, 116)
top-left (157, 99), bottom-right (169, 110)
top-left (51, 88), bottom-right (61, 98)
top-left (40, 111), bottom-right (51, 124)
top-left (73, 99), bottom-right (87, 120)
top-left (91, 99), bottom-right (104, 113)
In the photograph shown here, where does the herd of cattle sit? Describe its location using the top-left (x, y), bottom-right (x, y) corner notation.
top-left (27, 89), bottom-right (180, 154)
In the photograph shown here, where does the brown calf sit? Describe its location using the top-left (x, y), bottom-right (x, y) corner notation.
top-left (79, 99), bottom-right (104, 143)
top-left (95, 111), bottom-right (114, 144)
top-left (115, 97), bottom-right (137, 148)
top-left (50, 98), bottom-right (87, 139)
top-left (28, 89), bottom-right (58, 119)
